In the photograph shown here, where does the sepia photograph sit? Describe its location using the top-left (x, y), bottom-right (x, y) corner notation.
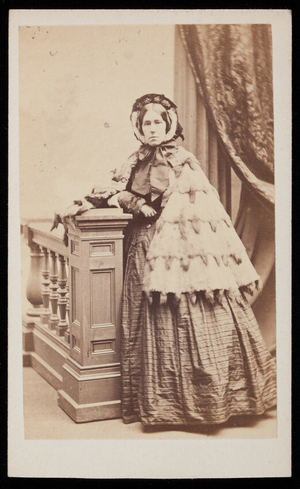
top-left (9, 9), bottom-right (291, 479)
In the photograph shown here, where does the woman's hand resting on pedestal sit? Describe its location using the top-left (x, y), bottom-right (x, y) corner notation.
top-left (140, 204), bottom-right (157, 218)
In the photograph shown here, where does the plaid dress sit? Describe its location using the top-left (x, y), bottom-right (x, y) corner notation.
top-left (121, 218), bottom-right (277, 426)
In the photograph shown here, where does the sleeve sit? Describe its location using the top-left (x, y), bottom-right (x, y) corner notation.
top-left (114, 190), bottom-right (146, 216)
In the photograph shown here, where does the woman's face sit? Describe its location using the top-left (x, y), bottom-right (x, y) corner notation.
top-left (142, 109), bottom-right (167, 146)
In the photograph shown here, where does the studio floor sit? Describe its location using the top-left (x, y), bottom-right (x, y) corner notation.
top-left (23, 366), bottom-right (277, 440)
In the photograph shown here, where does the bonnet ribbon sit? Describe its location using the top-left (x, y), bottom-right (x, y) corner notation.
top-left (131, 140), bottom-right (177, 201)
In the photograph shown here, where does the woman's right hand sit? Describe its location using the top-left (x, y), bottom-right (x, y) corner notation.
top-left (140, 204), bottom-right (157, 217)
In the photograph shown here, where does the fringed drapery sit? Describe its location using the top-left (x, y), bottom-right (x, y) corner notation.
top-left (178, 24), bottom-right (276, 350)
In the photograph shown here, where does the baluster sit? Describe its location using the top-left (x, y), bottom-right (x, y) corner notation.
top-left (57, 254), bottom-right (68, 336)
top-left (41, 247), bottom-right (51, 324)
top-left (26, 241), bottom-right (44, 317)
top-left (49, 251), bottom-right (59, 330)
top-left (64, 259), bottom-right (70, 344)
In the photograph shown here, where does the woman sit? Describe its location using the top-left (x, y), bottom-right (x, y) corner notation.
top-left (54, 93), bottom-right (276, 426)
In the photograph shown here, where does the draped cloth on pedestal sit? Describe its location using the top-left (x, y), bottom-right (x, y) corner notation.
top-left (178, 24), bottom-right (275, 349)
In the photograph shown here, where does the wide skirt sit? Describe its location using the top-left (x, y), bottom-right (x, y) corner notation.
top-left (121, 221), bottom-right (277, 426)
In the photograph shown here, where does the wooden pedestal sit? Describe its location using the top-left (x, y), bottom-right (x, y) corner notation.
top-left (57, 208), bottom-right (131, 422)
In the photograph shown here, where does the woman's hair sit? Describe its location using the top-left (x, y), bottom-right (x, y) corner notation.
top-left (136, 103), bottom-right (172, 136)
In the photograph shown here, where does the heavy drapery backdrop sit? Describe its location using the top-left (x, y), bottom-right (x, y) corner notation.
top-left (179, 24), bottom-right (275, 350)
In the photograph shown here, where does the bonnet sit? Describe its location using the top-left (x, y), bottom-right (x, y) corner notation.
top-left (130, 93), bottom-right (184, 144)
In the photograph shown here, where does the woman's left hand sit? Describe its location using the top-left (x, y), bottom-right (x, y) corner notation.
top-left (140, 204), bottom-right (157, 217)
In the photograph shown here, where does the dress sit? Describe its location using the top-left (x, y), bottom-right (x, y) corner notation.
top-left (121, 208), bottom-right (276, 426)
top-left (86, 143), bottom-right (277, 426)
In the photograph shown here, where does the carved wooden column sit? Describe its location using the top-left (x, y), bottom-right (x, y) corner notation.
top-left (58, 208), bottom-right (132, 423)
top-left (23, 228), bottom-right (44, 366)
top-left (49, 251), bottom-right (59, 330)
top-left (64, 259), bottom-right (70, 344)
top-left (40, 247), bottom-right (51, 324)
top-left (57, 254), bottom-right (68, 336)
top-left (26, 239), bottom-right (44, 317)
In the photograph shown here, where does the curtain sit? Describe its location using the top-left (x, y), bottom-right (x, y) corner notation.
top-left (179, 24), bottom-right (276, 351)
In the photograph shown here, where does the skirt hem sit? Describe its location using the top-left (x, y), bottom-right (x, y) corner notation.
top-left (122, 399), bottom-right (277, 427)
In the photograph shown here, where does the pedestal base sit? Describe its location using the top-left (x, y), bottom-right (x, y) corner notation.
top-left (22, 314), bottom-right (69, 390)
top-left (22, 313), bottom-right (123, 423)
top-left (57, 357), bottom-right (122, 423)
top-left (57, 390), bottom-right (121, 423)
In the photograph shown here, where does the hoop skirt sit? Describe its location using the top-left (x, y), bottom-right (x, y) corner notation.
top-left (121, 220), bottom-right (277, 426)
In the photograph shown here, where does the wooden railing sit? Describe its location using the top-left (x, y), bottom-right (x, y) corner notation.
top-left (22, 208), bottom-right (132, 423)
top-left (25, 221), bottom-right (70, 341)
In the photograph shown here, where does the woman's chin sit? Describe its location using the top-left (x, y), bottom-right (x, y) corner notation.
top-left (147, 141), bottom-right (160, 147)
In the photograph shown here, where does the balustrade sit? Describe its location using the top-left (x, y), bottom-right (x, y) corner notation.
top-left (23, 221), bottom-right (72, 349)
top-left (25, 239), bottom-right (74, 339)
